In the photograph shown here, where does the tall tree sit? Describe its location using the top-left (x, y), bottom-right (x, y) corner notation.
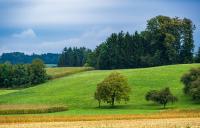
top-left (179, 18), bottom-right (195, 63)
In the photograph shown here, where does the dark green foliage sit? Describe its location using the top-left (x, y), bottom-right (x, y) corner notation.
top-left (58, 47), bottom-right (91, 67)
top-left (0, 52), bottom-right (59, 64)
top-left (94, 72), bottom-right (131, 107)
top-left (88, 15), bottom-right (195, 69)
top-left (181, 67), bottom-right (200, 102)
top-left (29, 59), bottom-right (48, 85)
top-left (194, 47), bottom-right (200, 63)
top-left (145, 87), bottom-right (178, 108)
top-left (0, 59), bottom-right (48, 88)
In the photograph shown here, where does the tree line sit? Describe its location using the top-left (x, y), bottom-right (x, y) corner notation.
top-left (0, 52), bottom-right (59, 64)
top-left (87, 15), bottom-right (196, 69)
top-left (58, 47), bottom-right (91, 67)
top-left (0, 59), bottom-right (48, 88)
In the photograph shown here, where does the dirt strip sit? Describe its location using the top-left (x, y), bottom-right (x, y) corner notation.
top-left (0, 118), bottom-right (199, 128)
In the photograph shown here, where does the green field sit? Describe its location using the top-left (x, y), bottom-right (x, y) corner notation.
top-left (0, 64), bottom-right (199, 115)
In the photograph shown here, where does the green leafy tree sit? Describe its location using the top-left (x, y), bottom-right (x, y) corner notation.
top-left (29, 58), bottom-right (47, 85)
top-left (181, 67), bottom-right (200, 102)
top-left (145, 87), bottom-right (178, 108)
top-left (94, 72), bottom-right (131, 107)
top-left (180, 18), bottom-right (195, 63)
top-left (194, 47), bottom-right (200, 63)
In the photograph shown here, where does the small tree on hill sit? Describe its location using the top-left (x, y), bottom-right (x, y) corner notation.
top-left (145, 87), bottom-right (178, 108)
top-left (94, 72), bottom-right (131, 107)
top-left (181, 67), bottom-right (200, 102)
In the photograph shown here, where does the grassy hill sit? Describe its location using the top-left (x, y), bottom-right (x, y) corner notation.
top-left (0, 64), bottom-right (199, 115)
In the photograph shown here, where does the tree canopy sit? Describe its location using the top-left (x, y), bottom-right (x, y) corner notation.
top-left (145, 87), bottom-right (178, 108)
top-left (94, 72), bottom-right (131, 107)
top-left (181, 67), bottom-right (200, 102)
top-left (58, 47), bottom-right (91, 67)
top-left (0, 59), bottom-right (48, 88)
top-left (87, 15), bottom-right (195, 69)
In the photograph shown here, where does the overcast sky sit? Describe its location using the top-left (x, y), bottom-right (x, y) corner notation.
top-left (0, 0), bottom-right (199, 55)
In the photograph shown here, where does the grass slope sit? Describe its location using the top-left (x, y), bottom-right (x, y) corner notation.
top-left (0, 64), bottom-right (199, 115)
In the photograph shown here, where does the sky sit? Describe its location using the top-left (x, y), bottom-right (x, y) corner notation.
top-left (0, 0), bottom-right (199, 55)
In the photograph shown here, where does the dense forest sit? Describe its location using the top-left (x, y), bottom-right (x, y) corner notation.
top-left (58, 47), bottom-right (91, 67)
top-left (0, 52), bottom-right (59, 64)
top-left (86, 15), bottom-right (197, 69)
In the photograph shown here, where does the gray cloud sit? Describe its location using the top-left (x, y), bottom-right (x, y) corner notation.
top-left (0, 0), bottom-right (199, 54)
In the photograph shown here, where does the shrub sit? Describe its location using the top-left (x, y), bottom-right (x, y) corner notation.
top-left (181, 67), bottom-right (200, 102)
top-left (145, 87), bottom-right (178, 108)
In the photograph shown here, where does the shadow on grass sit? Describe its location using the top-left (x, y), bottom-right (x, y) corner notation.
top-left (92, 103), bottom-right (173, 110)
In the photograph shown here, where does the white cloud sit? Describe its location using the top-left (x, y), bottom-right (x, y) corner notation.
top-left (0, 27), bottom-right (115, 55)
top-left (12, 29), bottom-right (37, 39)
top-left (37, 27), bottom-right (115, 53)
top-left (4, 0), bottom-right (134, 26)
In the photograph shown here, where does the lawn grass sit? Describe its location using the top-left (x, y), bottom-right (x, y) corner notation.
top-left (0, 90), bottom-right (18, 96)
top-left (46, 67), bottom-right (94, 79)
top-left (0, 64), bottom-right (199, 115)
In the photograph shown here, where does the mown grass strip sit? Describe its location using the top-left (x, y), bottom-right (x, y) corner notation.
top-left (0, 110), bottom-right (199, 123)
top-left (46, 67), bottom-right (94, 79)
top-left (0, 105), bottom-right (68, 115)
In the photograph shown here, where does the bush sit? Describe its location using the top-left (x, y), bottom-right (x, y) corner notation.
top-left (0, 59), bottom-right (48, 88)
top-left (181, 67), bottom-right (200, 102)
top-left (94, 72), bottom-right (131, 107)
top-left (145, 87), bottom-right (178, 108)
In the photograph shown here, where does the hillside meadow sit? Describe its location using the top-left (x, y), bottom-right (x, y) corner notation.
top-left (0, 64), bottom-right (199, 116)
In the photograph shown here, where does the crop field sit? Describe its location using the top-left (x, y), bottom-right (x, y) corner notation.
top-left (0, 118), bottom-right (199, 128)
top-left (0, 104), bottom-right (68, 114)
top-left (0, 110), bottom-right (199, 123)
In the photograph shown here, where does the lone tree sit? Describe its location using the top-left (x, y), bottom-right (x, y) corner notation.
top-left (145, 87), bottom-right (178, 108)
top-left (94, 72), bottom-right (131, 107)
top-left (181, 67), bottom-right (200, 102)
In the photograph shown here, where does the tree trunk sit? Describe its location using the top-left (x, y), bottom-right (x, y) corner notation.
top-left (98, 100), bottom-right (101, 108)
top-left (111, 97), bottom-right (115, 107)
top-left (163, 103), bottom-right (166, 109)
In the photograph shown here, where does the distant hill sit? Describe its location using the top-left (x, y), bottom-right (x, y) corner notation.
top-left (0, 52), bottom-right (60, 64)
